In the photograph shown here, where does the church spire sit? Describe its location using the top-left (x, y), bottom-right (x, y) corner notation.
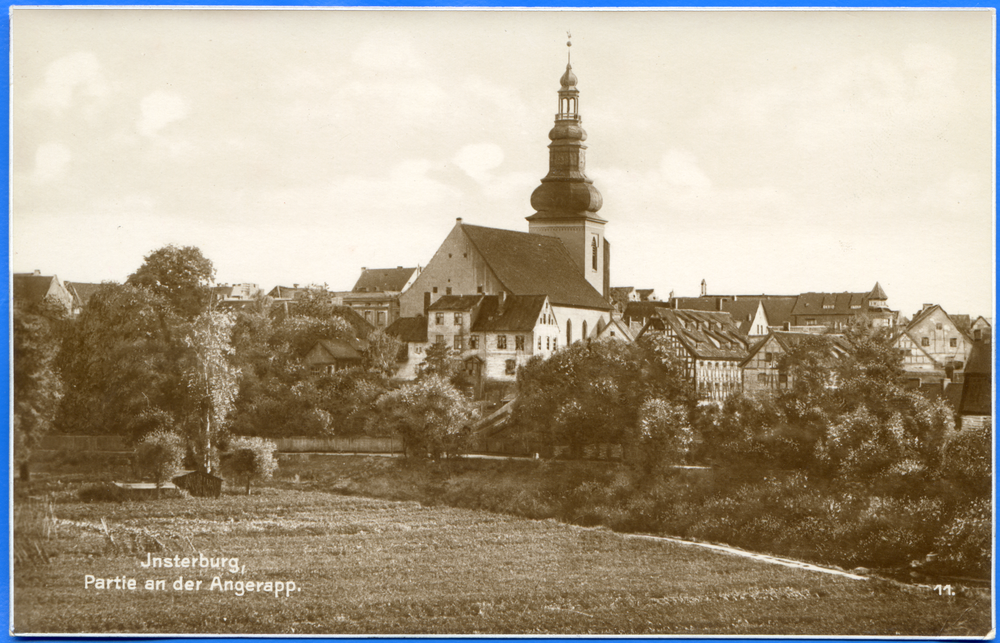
top-left (527, 43), bottom-right (604, 223)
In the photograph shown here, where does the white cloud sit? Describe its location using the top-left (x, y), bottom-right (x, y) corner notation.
top-left (29, 51), bottom-right (108, 115)
top-left (453, 143), bottom-right (505, 184)
top-left (137, 91), bottom-right (190, 137)
top-left (31, 142), bottom-right (71, 183)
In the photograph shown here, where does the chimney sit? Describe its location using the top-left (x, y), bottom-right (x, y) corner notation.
top-left (33, 269), bottom-right (41, 276)
top-left (701, 279), bottom-right (707, 297)
top-left (717, 298), bottom-right (724, 311)
top-left (293, 284), bottom-right (299, 289)
top-left (456, 217), bottom-right (463, 224)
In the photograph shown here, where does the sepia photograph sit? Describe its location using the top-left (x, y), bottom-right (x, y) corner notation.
top-left (9, 7), bottom-right (995, 636)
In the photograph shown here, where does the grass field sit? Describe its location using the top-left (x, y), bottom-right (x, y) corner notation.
top-left (12, 469), bottom-right (993, 636)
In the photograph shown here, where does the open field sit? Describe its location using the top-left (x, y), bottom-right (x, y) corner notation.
top-left (12, 473), bottom-right (992, 636)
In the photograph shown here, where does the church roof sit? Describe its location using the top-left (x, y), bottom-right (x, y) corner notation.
top-left (352, 267), bottom-right (418, 293)
top-left (461, 224), bottom-right (610, 311)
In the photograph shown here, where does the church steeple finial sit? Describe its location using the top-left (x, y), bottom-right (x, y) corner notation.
top-left (567, 31), bottom-right (572, 64)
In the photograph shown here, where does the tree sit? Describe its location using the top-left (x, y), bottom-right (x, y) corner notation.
top-left (13, 304), bottom-right (67, 481)
top-left (127, 245), bottom-right (215, 318)
top-left (183, 311), bottom-right (240, 473)
top-left (221, 436), bottom-right (278, 495)
top-left (135, 430), bottom-right (185, 497)
top-left (56, 283), bottom-right (188, 441)
top-left (636, 398), bottom-right (695, 473)
top-left (368, 376), bottom-right (475, 458)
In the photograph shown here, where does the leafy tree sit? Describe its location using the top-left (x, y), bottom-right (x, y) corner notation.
top-left (13, 304), bottom-right (67, 481)
top-left (127, 245), bottom-right (215, 318)
top-left (221, 436), bottom-right (278, 495)
top-left (368, 376), bottom-right (475, 458)
top-left (56, 283), bottom-right (188, 441)
top-left (183, 311), bottom-right (240, 472)
top-left (513, 339), bottom-right (694, 458)
top-left (135, 429), bottom-right (185, 497)
top-left (363, 329), bottom-right (403, 376)
top-left (636, 398), bottom-right (695, 473)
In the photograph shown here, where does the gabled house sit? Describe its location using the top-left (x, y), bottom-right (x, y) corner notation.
top-left (303, 338), bottom-right (368, 374)
top-left (419, 293), bottom-right (561, 400)
top-left (13, 271), bottom-right (73, 315)
top-left (64, 281), bottom-right (103, 316)
top-left (668, 296), bottom-right (771, 338)
top-left (267, 284), bottom-right (311, 300)
top-left (971, 316), bottom-right (992, 342)
top-left (893, 304), bottom-right (974, 386)
top-left (596, 314), bottom-right (635, 342)
top-left (341, 266), bottom-right (421, 329)
top-left (635, 308), bottom-right (750, 402)
top-left (741, 331), bottom-right (850, 397)
top-left (384, 315), bottom-right (429, 381)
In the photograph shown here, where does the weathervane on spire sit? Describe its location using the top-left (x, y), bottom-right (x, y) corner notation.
top-left (567, 31), bottom-right (572, 64)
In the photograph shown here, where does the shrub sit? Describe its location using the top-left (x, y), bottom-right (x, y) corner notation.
top-left (78, 483), bottom-right (130, 503)
top-left (222, 436), bottom-right (278, 495)
top-left (135, 430), bottom-right (186, 496)
top-left (931, 498), bottom-right (992, 578)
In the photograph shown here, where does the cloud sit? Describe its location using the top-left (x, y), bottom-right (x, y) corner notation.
top-left (137, 91), bottom-right (190, 137)
top-left (31, 142), bottom-right (71, 183)
top-left (30, 52), bottom-right (108, 115)
top-left (453, 143), bottom-right (505, 184)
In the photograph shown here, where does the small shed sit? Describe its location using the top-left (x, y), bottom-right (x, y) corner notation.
top-left (172, 471), bottom-right (224, 498)
top-left (303, 338), bottom-right (366, 374)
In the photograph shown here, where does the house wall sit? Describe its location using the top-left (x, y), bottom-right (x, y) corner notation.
top-left (694, 359), bottom-right (743, 401)
top-left (742, 336), bottom-right (792, 397)
top-left (399, 225), bottom-right (505, 318)
top-left (903, 308), bottom-right (973, 382)
top-left (748, 302), bottom-right (770, 338)
top-left (553, 305), bottom-right (609, 346)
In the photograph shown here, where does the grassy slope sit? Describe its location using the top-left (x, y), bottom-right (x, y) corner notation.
top-left (12, 467), bottom-right (992, 636)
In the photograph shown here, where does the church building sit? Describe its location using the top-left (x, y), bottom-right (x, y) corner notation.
top-left (390, 57), bottom-right (613, 391)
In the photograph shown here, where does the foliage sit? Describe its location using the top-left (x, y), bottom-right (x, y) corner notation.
top-left (221, 436), bottom-right (279, 494)
top-left (363, 329), bottom-right (403, 376)
top-left (941, 421), bottom-right (992, 495)
top-left (13, 304), bottom-right (67, 479)
top-left (126, 244), bottom-right (215, 318)
top-left (56, 283), bottom-right (188, 442)
top-left (368, 376), bottom-right (475, 458)
top-left (135, 429), bottom-right (186, 493)
top-left (636, 399), bottom-right (695, 472)
top-left (513, 338), bottom-right (694, 456)
top-left (183, 311), bottom-right (240, 472)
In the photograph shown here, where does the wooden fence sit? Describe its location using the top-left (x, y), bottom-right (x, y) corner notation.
top-left (39, 435), bottom-right (129, 452)
top-left (39, 434), bottom-right (405, 455)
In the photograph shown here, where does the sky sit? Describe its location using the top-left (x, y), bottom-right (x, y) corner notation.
top-left (10, 9), bottom-right (995, 320)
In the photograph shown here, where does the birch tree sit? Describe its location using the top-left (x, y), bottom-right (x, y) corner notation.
top-left (184, 310), bottom-right (239, 472)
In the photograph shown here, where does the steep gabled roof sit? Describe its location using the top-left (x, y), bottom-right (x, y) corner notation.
top-left (427, 295), bottom-right (485, 311)
top-left (461, 224), bottom-right (610, 311)
top-left (268, 285), bottom-right (311, 299)
top-left (472, 295), bottom-right (548, 333)
top-left (791, 291), bottom-right (886, 317)
top-left (13, 274), bottom-right (60, 307)
top-left (65, 281), bottom-right (103, 309)
top-left (352, 267), bottom-right (418, 293)
top-left (742, 331), bottom-right (850, 366)
top-left (641, 309), bottom-right (749, 361)
top-left (312, 339), bottom-right (365, 362)
top-left (668, 297), bottom-right (765, 335)
top-left (385, 316), bottom-right (428, 343)
top-left (906, 304), bottom-right (974, 342)
top-left (869, 282), bottom-right (888, 301)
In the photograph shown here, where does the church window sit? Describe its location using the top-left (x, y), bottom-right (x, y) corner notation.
top-left (505, 359), bottom-right (517, 375)
top-left (582, 321), bottom-right (588, 339)
top-left (435, 313), bottom-right (444, 325)
top-left (591, 237), bottom-right (598, 271)
top-left (497, 335), bottom-right (507, 349)
top-left (454, 313), bottom-right (463, 325)
top-left (470, 335), bottom-right (479, 349)
top-left (515, 336), bottom-right (525, 351)
top-left (566, 320), bottom-right (573, 344)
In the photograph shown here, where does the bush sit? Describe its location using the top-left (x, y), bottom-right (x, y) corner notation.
top-left (135, 430), bottom-right (185, 495)
top-left (931, 498), bottom-right (992, 578)
top-left (78, 482), bottom-right (130, 503)
top-left (222, 436), bottom-right (278, 494)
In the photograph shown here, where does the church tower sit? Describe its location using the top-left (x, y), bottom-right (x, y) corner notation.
top-left (527, 49), bottom-right (609, 299)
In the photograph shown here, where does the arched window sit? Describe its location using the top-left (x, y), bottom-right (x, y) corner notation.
top-left (567, 320), bottom-right (573, 345)
top-left (591, 237), bottom-right (599, 271)
top-left (582, 321), bottom-right (588, 340)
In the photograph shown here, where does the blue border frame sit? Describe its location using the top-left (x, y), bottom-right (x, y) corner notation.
top-left (2, 3), bottom-right (996, 643)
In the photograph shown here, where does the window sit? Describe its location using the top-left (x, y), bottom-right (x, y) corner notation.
top-left (765, 352), bottom-right (773, 363)
top-left (546, 337), bottom-right (550, 350)
top-left (778, 374), bottom-right (788, 384)
top-left (591, 237), bottom-right (598, 271)
top-left (553, 338), bottom-right (558, 350)
top-left (582, 321), bottom-right (588, 339)
top-left (454, 313), bottom-right (463, 325)
top-left (950, 338), bottom-right (957, 347)
top-left (454, 336), bottom-right (463, 351)
top-left (497, 335), bottom-right (507, 349)
top-left (758, 373), bottom-right (767, 383)
top-left (936, 323), bottom-right (943, 330)
top-left (377, 311), bottom-right (386, 326)
top-left (921, 337), bottom-right (930, 347)
top-left (505, 359), bottom-right (517, 375)
top-left (446, 287), bottom-right (452, 295)
top-left (477, 286), bottom-right (483, 293)
top-left (538, 336), bottom-right (542, 350)
top-left (364, 310), bottom-right (373, 322)
top-left (435, 313), bottom-right (444, 325)
top-left (805, 319), bottom-right (817, 326)
top-left (515, 335), bottom-right (525, 351)
top-left (435, 334), bottom-right (445, 345)
top-left (433, 287), bottom-right (438, 294)
top-left (469, 335), bottom-right (479, 349)
top-left (567, 320), bottom-right (573, 344)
